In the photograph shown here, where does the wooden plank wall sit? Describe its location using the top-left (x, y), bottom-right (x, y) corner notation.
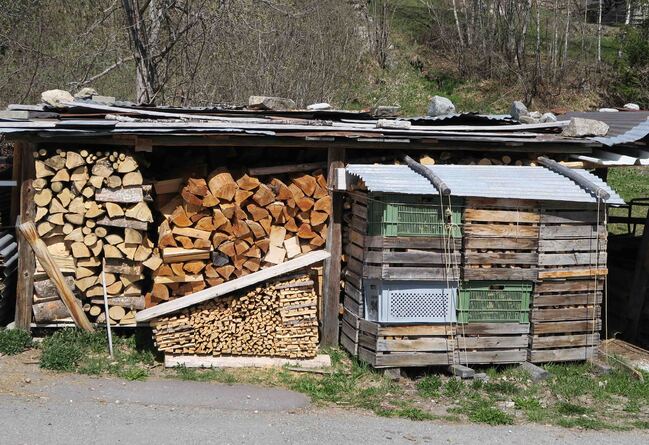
top-left (529, 205), bottom-right (606, 363)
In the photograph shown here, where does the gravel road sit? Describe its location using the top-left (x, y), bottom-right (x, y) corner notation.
top-left (0, 354), bottom-right (646, 445)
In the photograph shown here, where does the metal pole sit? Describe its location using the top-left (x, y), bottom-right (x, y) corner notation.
top-left (101, 259), bottom-right (114, 358)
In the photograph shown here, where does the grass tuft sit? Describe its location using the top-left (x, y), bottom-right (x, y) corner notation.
top-left (460, 399), bottom-right (514, 425)
top-left (0, 329), bottom-right (32, 355)
top-left (416, 374), bottom-right (442, 397)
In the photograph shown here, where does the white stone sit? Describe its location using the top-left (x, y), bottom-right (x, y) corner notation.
top-left (598, 107), bottom-right (619, 112)
top-left (529, 111), bottom-right (542, 119)
top-left (306, 103), bottom-right (332, 111)
top-left (624, 103), bottom-right (640, 111)
top-left (562, 117), bottom-right (609, 137)
top-left (248, 96), bottom-right (296, 111)
top-left (74, 87), bottom-right (98, 99)
top-left (427, 96), bottom-right (455, 116)
top-left (41, 89), bottom-right (74, 108)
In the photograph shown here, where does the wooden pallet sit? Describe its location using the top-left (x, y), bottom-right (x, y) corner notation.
top-left (529, 278), bottom-right (603, 363)
top-left (462, 198), bottom-right (539, 281)
top-left (340, 309), bottom-right (360, 355)
top-left (454, 323), bottom-right (530, 364)
top-left (356, 321), bottom-right (455, 368)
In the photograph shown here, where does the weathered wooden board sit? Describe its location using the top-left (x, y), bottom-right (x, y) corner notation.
top-left (538, 268), bottom-right (607, 279)
top-left (458, 350), bottom-right (527, 364)
top-left (464, 209), bottom-right (540, 223)
top-left (463, 268), bottom-right (538, 281)
top-left (456, 335), bottom-right (528, 349)
top-left (540, 225), bottom-right (607, 239)
top-left (531, 333), bottom-right (599, 349)
top-left (359, 347), bottom-right (451, 367)
top-left (459, 323), bottom-right (530, 335)
top-left (531, 320), bottom-right (601, 334)
top-left (538, 252), bottom-right (606, 266)
top-left (533, 293), bottom-right (602, 307)
top-left (376, 337), bottom-right (450, 352)
top-left (540, 210), bottom-right (603, 224)
top-left (539, 238), bottom-right (607, 252)
top-left (531, 306), bottom-right (600, 322)
top-left (464, 224), bottom-right (539, 238)
top-left (340, 332), bottom-right (358, 355)
top-left (529, 347), bottom-right (596, 363)
top-left (464, 252), bottom-right (538, 265)
top-left (534, 279), bottom-right (604, 293)
top-left (464, 237), bottom-right (537, 250)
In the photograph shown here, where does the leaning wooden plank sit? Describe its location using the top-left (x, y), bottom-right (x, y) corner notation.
top-left (136, 250), bottom-right (330, 322)
top-left (165, 354), bottom-right (332, 369)
top-left (18, 221), bottom-right (94, 332)
top-left (95, 186), bottom-right (144, 204)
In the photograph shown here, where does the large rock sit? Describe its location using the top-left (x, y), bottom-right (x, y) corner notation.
top-left (248, 96), bottom-right (296, 111)
top-left (427, 96), bottom-right (455, 116)
top-left (510, 101), bottom-right (529, 120)
top-left (624, 103), bottom-right (640, 111)
top-left (562, 117), bottom-right (609, 137)
top-left (41, 89), bottom-right (74, 108)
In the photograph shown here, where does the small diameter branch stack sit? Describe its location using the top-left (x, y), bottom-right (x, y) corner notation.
top-left (152, 274), bottom-right (318, 358)
top-left (151, 169), bottom-right (330, 304)
top-left (32, 149), bottom-right (158, 325)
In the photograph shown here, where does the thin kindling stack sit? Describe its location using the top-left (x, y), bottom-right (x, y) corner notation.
top-left (31, 149), bottom-right (157, 325)
top-left (150, 170), bottom-right (330, 304)
top-left (152, 274), bottom-right (318, 358)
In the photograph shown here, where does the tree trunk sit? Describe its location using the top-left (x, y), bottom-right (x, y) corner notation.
top-left (122, 0), bottom-right (159, 104)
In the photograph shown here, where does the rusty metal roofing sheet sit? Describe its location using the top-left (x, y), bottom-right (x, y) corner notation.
top-left (346, 164), bottom-right (624, 205)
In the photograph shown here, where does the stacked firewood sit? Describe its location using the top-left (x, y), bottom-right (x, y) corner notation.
top-left (151, 169), bottom-right (330, 303)
top-left (32, 148), bottom-right (160, 325)
top-left (152, 274), bottom-right (318, 358)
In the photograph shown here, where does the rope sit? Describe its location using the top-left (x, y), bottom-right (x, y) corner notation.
top-left (446, 194), bottom-right (468, 366)
top-left (590, 196), bottom-right (603, 363)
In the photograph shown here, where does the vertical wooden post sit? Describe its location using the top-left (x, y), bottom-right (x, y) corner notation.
top-left (628, 210), bottom-right (649, 340)
top-left (15, 180), bottom-right (35, 331)
top-left (9, 141), bottom-right (23, 225)
top-left (321, 146), bottom-right (345, 347)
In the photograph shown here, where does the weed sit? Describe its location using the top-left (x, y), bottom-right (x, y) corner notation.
top-left (556, 402), bottom-right (593, 416)
top-left (444, 378), bottom-right (463, 397)
top-left (40, 329), bottom-right (91, 371)
top-left (461, 400), bottom-right (514, 425)
top-left (514, 397), bottom-right (541, 410)
top-left (0, 329), bottom-right (32, 355)
top-left (173, 365), bottom-right (237, 384)
top-left (557, 417), bottom-right (617, 430)
top-left (484, 381), bottom-right (521, 396)
top-left (392, 406), bottom-right (437, 421)
top-left (119, 367), bottom-right (149, 381)
top-left (632, 420), bottom-right (649, 429)
top-left (623, 399), bottom-right (641, 413)
top-left (470, 379), bottom-right (483, 390)
top-left (416, 375), bottom-right (442, 397)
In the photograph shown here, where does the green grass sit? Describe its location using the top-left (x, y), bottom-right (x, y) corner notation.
top-left (455, 399), bottom-right (514, 425)
top-left (417, 374), bottom-right (442, 397)
top-left (0, 329), bottom-right (32, 355)
top-left (40, 329), bottom-right (154, 380)
top-left (556, 402), bottom-right (593, 416)
top-left (173, 365), bottom-right (238, 384)
top-left (607, 167), bottom-right (649, 235)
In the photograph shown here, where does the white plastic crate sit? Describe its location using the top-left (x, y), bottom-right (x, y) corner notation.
top-left (363, 280), bottom-right (457, 324)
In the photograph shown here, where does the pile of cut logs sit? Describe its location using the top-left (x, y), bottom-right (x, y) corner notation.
top-left (32, 149), bottom-right (160, 325)
top-left (152, 274), bottom-right (318, 358)
top-left (151, 169), bottom-right (330, 304)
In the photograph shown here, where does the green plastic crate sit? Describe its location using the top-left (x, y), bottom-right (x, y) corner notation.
top-left (366, 193), bottom-right (462, 237)
top-left (457, 281), bottom-right (533, 323)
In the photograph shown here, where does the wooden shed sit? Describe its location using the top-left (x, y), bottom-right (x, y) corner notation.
top-left (339, 162), bottom-right (621, 368)
top-left (0, 99), bottom-right (637, 367)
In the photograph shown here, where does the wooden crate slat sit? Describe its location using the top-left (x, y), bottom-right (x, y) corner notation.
top-left (533, 293), bottom-right (602, 307)
top-left (529, 346), bottom-right (596, 363)
top-left (456, 335), bottom-right (528, 349)
top-left (340, 332), bottom-right (358, 355)
top-left (538, 252), bottom-right (606, 266)
top-left (539, 238), bottom-right (607, 252)
top-left (464, 224), bottom-right (539, 239)
top-left (540, 211), bottom-right (603, 224)
top-left (459, 323), bottom-right (530, 335)
top-left (534, 279), bottom-right (604, 293)
top-left (372, 351), bottom-right (451, 367)
top-left (463, 268), bottom-right (538, 281)
top-left (538, 268), bottom-right (607, 279)
top-left (464, 237), bottom-right (537, 250)
top-left (376, 337), bottom-right (450, 353)
top-left (531, 333), bottom-right (599, 349)
top-left (540, 225), bottom-right (607, 239)
top-left (458, 350), bottom-right (527, 364)
top-left (464, 251), bottom-right (538, 265)
top-left (531, 306), bottom-right (601, 322)
top-left (464, 208), bottom-right (540, 223)
top-left (531, 320), bottom-right (601, 334)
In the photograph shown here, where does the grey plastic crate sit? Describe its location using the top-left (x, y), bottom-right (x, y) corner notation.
top-left (363, 280), bottom-right (457, 324)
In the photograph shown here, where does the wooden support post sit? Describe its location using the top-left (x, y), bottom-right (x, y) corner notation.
top-left (322, 147), bottom-right (345, 347)
top-left (9, 141), bottom-right (23, 224)
top-left (628, 210), bottom-right (649, 340)
top-left (15, 179), bottom-right (35, 331)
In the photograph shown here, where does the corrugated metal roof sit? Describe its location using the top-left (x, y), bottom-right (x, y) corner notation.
top-left (346, 164), bottom-right (624, 205)
top-left (563, 111), bottom-right (649, 146)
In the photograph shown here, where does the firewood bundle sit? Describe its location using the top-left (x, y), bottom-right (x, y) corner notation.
top-left (152, 274), bottom-right (318, 358)
top-left (151, 169), bottom-right (330, 303)
top-left (31, 148), bottom-right (160, 325)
